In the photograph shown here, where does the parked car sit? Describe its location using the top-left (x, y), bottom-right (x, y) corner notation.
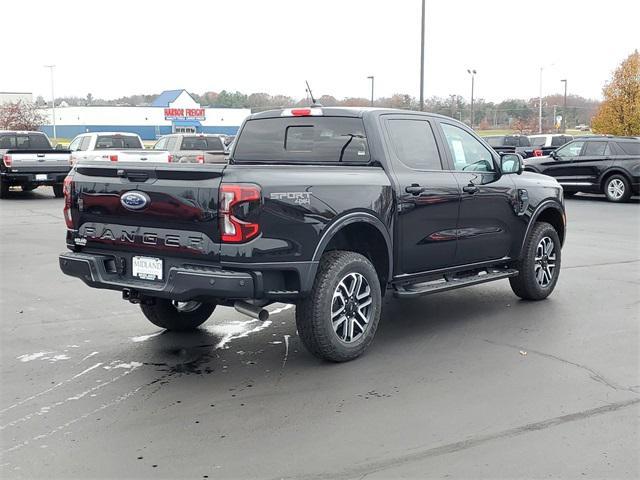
top-left (152, 133), bottom-right (227, 163)
top-left (68, 132), bottom-right (172, 165)
top-left (59, 107), bottom-right (566, 362)
top-left (575, 124), bottom-right (591, 132)
top-left (524, 136), bottom-right (640, 202)
top-left (483, 135), bottom-right (536, 158)
top-left (0, 131), bottom-right (71, 198)
top-left (527, 134), bottom-right (574, 157)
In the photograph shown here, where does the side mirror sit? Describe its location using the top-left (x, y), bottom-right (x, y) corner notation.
top-left (500, 153), bottom-right (523, 175)
top-left (549, 150), bottom-right (558, 159)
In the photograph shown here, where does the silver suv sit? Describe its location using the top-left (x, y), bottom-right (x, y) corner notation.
top-left (152, 134), bottom-right (227, 163)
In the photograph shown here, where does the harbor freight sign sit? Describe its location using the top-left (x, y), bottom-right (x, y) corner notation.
top-left (164, 108), bottom-right (206, 121)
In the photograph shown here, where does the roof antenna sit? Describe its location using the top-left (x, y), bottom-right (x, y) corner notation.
top-left (305, 80), bottom-right (322, 107)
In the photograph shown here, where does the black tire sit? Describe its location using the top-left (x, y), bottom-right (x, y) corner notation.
top-left (603, 174), bottom-right (632, 203)
top-left (296, 250), bottom-right (382, 362)
top-left (22, 184), bottom-right (37, 192)
top-left (140, 299), bottom-right (216, 331)
top-left (52, 184), bottom-right (64, 198)
top-left (509, 222), bottom-right (561, 301)
top-left (0, 182), bottom-right (8, 199)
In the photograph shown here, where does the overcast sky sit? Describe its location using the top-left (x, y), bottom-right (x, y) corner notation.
top-left (3, 0), bottom-right (638, 103)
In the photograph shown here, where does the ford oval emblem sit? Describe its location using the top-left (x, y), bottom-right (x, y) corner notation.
top-left (120, 191), bottom-right (150, 211)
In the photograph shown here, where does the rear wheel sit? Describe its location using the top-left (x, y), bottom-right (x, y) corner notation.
top-left (296, 251), bottom-right (382, 362)
top-left (510, 222), bottom-right (561, 300)
top-left (140, 299), bottom-right (216, 331)
top-left (52, 184), bottom-right (64, 198)
top-left (603, 174), bottom-right (631, 203)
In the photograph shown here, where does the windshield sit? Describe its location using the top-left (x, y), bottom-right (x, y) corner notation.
top-left (95, 135), bottom-right (142, 149)
top-left (233, 116), bottom-right (370, 163)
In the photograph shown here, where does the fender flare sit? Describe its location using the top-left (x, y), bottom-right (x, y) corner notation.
top-left (597, 167), bottom-right (633, 189)
top-left (519, 199), bottom-right (565, 256)
top-left (302, 212), bottom-right (393, 291)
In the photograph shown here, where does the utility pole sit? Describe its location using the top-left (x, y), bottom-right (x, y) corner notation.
top-left (44, 65), bottom-right (57, 141)
top-left (553, 105), bottom-right (558, 132)
top-left (367, 76), bottom-right (375, 107)
top-left (467, 69), bottom-right (476, 127)
top-left (419, 0), bottom-right (425, 111)
top-left (561, 79), bottom-right (568, 133)
top-left (538, 67), bottom-right (543, 133)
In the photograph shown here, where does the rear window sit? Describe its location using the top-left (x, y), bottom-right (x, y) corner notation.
top-left (616, 141), bottom-right (640, 155)
top-left (180, 136), bottom-right (224, 151)
top-left (0, 134), bottom-right (50, 150)
top-left (529, 136), bottom-right (546, 147)
top-left (95, 135), bottom-right (142, 149)
top-left (551, 135), bottom-right (572, 147)
top-left (484, 136), bottom-right (504, 147)
top-left (233, 117), bottom-right (370, 163)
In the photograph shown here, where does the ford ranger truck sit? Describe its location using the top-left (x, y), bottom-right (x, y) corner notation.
top-left (59, 107), bottom-right (566, 362)
top-left (1, 131), bottom-right (71, 198)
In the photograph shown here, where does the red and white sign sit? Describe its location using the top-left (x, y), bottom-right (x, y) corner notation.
top-left (164, 108), bottom-right (206, 121)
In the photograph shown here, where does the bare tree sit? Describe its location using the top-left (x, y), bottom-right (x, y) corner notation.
top-left (0, 101), bottom-right (45, 131)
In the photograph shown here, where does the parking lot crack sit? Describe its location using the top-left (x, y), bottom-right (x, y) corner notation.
top-left (483, 339), bottom-right (638, 394)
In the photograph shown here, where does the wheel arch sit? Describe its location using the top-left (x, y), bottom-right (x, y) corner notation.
top-left (520, 200), bottom-right (566, 257)
top-left (598, 168), bottom-right (632, 191)
top-left (311, 212), bottom-right (393, 291)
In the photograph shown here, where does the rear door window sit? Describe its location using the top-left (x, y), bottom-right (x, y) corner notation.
top-left (386, 119), bottom-right (442, 170)
top-left (616, 142), bottom-right (640, 155)
top-left (582, 141), bottom-right (607, 156)
top-left (234, 117), bottom-right (370, 163)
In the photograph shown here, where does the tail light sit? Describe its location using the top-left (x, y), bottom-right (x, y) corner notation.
top-left (196, 155), bottom-right (205, 164)
top-left (533, 149), bottom-right (543, 157)
top-left (3, 154), bottom-right (11, 167)
top-left (109, 155), bottom-right (118, 162)
top-left (63, 176), bottom-right (74, 229)
top-left (219, 184), bottom-right (261, 243)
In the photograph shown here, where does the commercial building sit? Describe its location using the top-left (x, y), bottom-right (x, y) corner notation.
top-left (0, 92), bottom-right (33, 105)
top-left (39, 89), bottom-right (250, 140)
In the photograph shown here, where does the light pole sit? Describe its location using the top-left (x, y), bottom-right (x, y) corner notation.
top-left (419, 0), bottom-right (425, 111)
top-left (467, 69), bottom-right (476, 127)
top-left (538, 67), bottom-right (543, 133)
top-left (561, 79), bottom-right (568, 133)
top-left (553, 105), bottom-right (558, 132)
top-left (44, 65), bottom-right (57, 141)
top-left (367, 76), bottom-right (374, 107)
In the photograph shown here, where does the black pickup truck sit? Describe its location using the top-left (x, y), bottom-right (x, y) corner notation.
top-left (1, 131), bottom-right (71, 198)
top-left (59, 107), bottom-right (566, 362)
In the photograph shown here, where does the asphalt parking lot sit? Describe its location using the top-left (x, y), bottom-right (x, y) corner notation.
top-left (1, 189), bottom-right (638, 479)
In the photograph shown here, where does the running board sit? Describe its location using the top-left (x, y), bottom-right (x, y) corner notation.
top-left (393, 268), bottom-right (519, 298)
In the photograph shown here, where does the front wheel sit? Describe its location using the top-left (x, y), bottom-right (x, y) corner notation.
top-left (53, 184), bottom-right (64, 198)
top-left (296, 251), bottom-right (382, 362)
top-left (140, 299), bottom-right (216, 331)
top-left (604, 175), bottom-right (631, 203)
top-left (509, 222), bottom-right (561, 300)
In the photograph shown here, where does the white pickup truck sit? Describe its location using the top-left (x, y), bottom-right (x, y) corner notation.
top-left (0, 131), bottom-right (71, 198)
top-left (68, 132), bottom-right (172, 165)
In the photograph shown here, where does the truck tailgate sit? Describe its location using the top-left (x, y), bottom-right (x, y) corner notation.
top-left (68, 162), bottom-right (225, 261)
top-left (5, 149), bottom-right (71, 172)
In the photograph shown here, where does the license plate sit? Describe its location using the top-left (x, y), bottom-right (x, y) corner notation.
top-left (35, 174), bottom-right (47, 181)
top-left (132, 256), bottom-right (163, 281)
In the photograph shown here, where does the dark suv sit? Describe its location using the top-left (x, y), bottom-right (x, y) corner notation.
top-left (524, 136), bottom-right (640, 202)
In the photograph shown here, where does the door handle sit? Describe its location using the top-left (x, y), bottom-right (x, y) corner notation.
top-left (405, 184), bottom-right (424, 195)
top-left (463, 185), bottom-right (479, 194)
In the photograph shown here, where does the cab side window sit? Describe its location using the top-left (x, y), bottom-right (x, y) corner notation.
top-left (68, 137), bottom-right (82, 151)
top-left (386, 119), bottom-right (442, 170)
top-left (440, 123), bottom-right (495, 172)
top-left (153, 138), bottom-right (168, 150)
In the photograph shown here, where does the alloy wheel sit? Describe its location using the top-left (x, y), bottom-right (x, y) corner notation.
top-left (331, 272), bottom-right (373, 343)
top-left (534, 236), bottom-right (556, 287)
top-left (607, 178), bottom-right (625, 200)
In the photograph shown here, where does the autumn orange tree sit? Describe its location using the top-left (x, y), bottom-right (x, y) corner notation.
top-left (592, 50), bottom-right (640, 135)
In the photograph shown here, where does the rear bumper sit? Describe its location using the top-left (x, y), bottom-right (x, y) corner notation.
top-left (1, 171), bottom-right (68, 185)
top-left (59, 251), bottom-right (317, 302)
